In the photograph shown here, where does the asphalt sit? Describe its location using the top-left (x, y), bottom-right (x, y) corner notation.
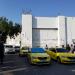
top-left (0, 54), bottom-right (75, 75)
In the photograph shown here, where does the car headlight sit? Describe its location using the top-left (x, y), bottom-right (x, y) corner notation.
top-left (32, 57), bottom-right (38, 59)
top-left (47, 56), bottom-right (50, 59)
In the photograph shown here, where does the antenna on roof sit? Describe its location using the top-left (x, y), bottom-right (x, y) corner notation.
top-left (22, 9), bottom-right (32, 14)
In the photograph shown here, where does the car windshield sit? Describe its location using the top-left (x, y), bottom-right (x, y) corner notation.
top-left (31, 48), bottom-right (45, 53)
top-left (15, 46), bottom-right (20, 48)
top-left (5, 45), bottom-right (13, 48)
top-left (56, 48), bottom-right (69, 52)
top-left (49, 48), bottom-right (55, 50)
top-left (21, 47), bottom-right (29, 50)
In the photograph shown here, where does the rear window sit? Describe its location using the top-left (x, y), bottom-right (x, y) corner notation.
top-left (49, 48), bottom-right (55, 51)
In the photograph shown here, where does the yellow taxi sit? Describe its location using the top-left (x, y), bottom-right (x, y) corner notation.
top-left (19, 47), bottom-right (29, 56)
top-left (46, 48), bottom-right (75, 63)
top-left (27, 48), bottom-right (51, 65)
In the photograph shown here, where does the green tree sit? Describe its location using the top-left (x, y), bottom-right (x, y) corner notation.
top-left (0, 17), bottom-right (21, 43)
top-left (14, 23), bottom-right (21, 36)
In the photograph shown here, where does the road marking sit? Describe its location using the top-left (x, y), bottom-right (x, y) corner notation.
top-left (0, 65), bottom-right (27, 69)
top-left (0, 67), bottom-right (27, 74)
top-left (0, 66), bottom-right (17, 69)
top-left (0, 66), bottom-right (11, 69)
top-left (5, 54), bottom-right (19, 55)
top-left (72, 70), bottom-right (75, 72)
top-left (0, 60), bottom-right (22, 69)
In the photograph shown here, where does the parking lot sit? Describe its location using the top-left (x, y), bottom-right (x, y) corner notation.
top-left (0, 54), bottom-right (75, 75)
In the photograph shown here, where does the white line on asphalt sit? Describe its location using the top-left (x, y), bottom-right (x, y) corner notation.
top-left (0, 60), bottom-right (21, 69)
top-left (5, 54), bottom-right (19, 55)
top-left (0, 66), bottom-right (10, 69)
top-left (72, 70), bottom-right (75, 72)
top-left (0, 65), bottom-right (27, 69)
top-left (0, 67), bottom-right (27, 74)
top-left (0, 66), bottom-right (17, 69)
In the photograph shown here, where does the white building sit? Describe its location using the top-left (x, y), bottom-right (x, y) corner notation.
top-left (6, 34), bottom-right (20, 46)
top-left (21, 13), bottom-right (75, 48)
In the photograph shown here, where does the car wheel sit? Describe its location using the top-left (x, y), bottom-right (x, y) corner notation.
top-left (57, 57), bottom-right (61, 63)
top-left (49, 58), bottom-right (52, 65)
top-left (29, 58), bottom-right (33, 65)
top-left (19, 54), bottom-right (22, 57)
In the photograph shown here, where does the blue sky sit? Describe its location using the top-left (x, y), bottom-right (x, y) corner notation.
top-left (0, 0), bottom-right (75, 23)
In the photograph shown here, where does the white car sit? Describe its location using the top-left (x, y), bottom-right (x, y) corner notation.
top-left (4, 45), bottom-right (15, 54)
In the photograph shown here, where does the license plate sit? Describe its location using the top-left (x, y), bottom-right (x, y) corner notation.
top-left (41, 60), bottom-right (46, 62)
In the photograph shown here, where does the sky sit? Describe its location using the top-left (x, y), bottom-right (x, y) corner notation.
top-left (0, 0), bottom-right (75, 24)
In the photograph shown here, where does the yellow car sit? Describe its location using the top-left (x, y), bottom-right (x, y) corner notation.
top-left (28, 48), bottom-right (51, 65)
top-left (46, 48), bottom-right (75, 63)
top-left (19, 47), bottom-right (29, 56)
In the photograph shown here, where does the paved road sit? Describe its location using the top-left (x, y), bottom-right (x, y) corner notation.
top-left (0, 54), bottom-right (75, 75)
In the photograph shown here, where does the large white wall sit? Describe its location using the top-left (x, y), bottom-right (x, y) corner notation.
top-left (32, 29), bottom-right (58, 48)
top-left (22, 13), bottom-right (75, 48)
top-left (32, 16), bottom-right (58, 48)
top-left (21, 14), bottom-right (32, 47)
top-left (67, 17), bottom-right (75, 44)
top-left (57, 16), bottom-right (66, 47)
top-left (32, 17), bottom-right (57, 28)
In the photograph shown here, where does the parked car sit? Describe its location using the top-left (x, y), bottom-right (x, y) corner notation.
top-left (19, 47), bottom-right (29, 56)
top-left (14, 46), bottom-right (20, 53)
top-left (4, 44), bottom-right (15, 54)
top-left (27, 48), bottom-right (51, 65)
top-left (46, 48), bottom-right (75, 63)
